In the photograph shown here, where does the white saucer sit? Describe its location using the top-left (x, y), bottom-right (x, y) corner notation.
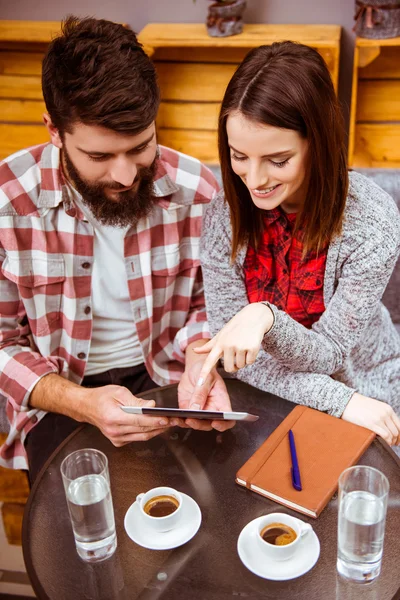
top-left (237, 516), bottom-right (320, 580)
top-left (124, 492), bottom-right (202, 550)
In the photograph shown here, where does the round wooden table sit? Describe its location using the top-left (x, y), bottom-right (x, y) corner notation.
top-left (22, 379), bottom-right (400, 600)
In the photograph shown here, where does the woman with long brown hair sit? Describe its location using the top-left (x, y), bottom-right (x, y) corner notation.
top-left (192, 41), bottom-right (400, 446)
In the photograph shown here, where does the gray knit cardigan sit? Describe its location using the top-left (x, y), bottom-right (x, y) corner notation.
top-left (200, 172), bottom-right (400, 417)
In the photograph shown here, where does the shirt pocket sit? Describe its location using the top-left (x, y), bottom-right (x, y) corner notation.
top-left (294, 269), bottom-right (325, 316)
top-left (151, 247), bottom-right (181, 277)
top-left (151, 244), bottom-right (201, 278)
top-left (1, 255), bottom-right (65, 336)
top-left (150, 245), bottom-right (201, 309)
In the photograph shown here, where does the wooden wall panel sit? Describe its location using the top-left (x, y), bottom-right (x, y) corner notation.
top-left (0, 98), bottom-right (45, 122)
top-left (354, 124), bottom-right (400, 167)
top-left (357, 80), bottom-right (400, 121)
top-left (157, 128), bottom-right (218, 163)
top-left (0, 74), bottom-right (42, 99)
top-left (0, 436), bottom-right (30, 503)
top-left (0, 45), bottom-right (46, 159)
top-left (349, 41), bottom-right (400, 168)
top-left (1, 503), bottom-right (24, 545)
top-left (0, 51), bottom-right (44, 75)
top-left (359, 47), bottom-right (400, 79)
top-left (0, 123), bottom-right (48, 159)
top-left (157, 101), bottom-right (219, 130)
top-left (157, 62), bottom-right (237, 102)
top-left (154, 46), bottom-right (249, 64)
top-left (154, 46), bottom-right (337, 85)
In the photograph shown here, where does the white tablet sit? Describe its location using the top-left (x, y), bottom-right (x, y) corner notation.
top-left (120, 406), bottom-right (259, 422)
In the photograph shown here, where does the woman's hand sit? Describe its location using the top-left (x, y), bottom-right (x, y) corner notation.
top-left (193, 303), bottom-right (274, 385)
top-left (342, 392), bottom-right (400, 446)
top-left (178, 360), bottom-right (234, 432)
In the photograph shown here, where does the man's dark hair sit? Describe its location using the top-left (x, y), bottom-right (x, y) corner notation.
top-left (42, 15), bottom-right (160, 136)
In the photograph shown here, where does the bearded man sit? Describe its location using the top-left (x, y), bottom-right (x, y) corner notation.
top-left (0, 16), bottom-right (233, 481)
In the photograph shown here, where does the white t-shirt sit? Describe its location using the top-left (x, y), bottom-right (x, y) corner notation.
top-left (69, 186), bottom-right (143, 376)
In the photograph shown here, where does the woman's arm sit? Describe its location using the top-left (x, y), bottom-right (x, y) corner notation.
top-left (263, 222), bottom-right (400, 373)
top-left (238, 357), bottom-right (400, 445)
top-left (199, 193), bottom-right (354, 415)
top-left (198, 191), bottom-right (400, 445)
top-left (199, 181), bottom-right (400, 376)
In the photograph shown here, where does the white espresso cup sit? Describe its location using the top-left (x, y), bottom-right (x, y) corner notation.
top-left (136, 486), bottom-right (183, 533)
top-left (255, 512), bottom-right (312, 561)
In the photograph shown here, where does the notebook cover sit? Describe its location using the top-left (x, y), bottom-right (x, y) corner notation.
top-left (236, 405), bottom-right (376, 518)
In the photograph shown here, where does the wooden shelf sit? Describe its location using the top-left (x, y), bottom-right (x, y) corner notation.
top-left (356, 35), bottom-right (400, 47)
top-left (139, 23), bottom-right (341, 164)
top-left (0, 20), bottom-right (60, 47)
top-left (349, 36), bottom-right (400, 168)
top-left (139, 23), bottom-right (341, 49)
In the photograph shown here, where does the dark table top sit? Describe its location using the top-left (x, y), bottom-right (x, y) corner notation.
top-left (22, 379), bottom-right (400, 600)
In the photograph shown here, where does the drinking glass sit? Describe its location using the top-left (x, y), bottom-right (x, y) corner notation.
top-left (337, 465), bottom-right (389, 583)
top-left (61, 448), bottom-right (117, 562)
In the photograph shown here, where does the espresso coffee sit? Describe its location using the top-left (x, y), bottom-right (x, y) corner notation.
top-left (143, 495), bottom-right (179, 517)
top-left (260, 522), bottom-right (297, 546)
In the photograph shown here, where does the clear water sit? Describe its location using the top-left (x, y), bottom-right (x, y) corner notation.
top-left (337, 490), bottom-right (386, 582)
top-left (67, 474), bottom-right (117, 562)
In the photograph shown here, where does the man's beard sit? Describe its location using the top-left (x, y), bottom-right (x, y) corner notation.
top-left (62, 148), bottom-right (158, 228)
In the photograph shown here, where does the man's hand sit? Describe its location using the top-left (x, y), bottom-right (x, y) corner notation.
top-left (80, 385), bottom-right (171, 446)
top-left (193, 303), bottom-right (274, 385)
top-left (178, 360), bottom-right (235, 433)
top-left (342, 393), bottom-right (400, 446)
top-left (30, 374), bottom-right (171, 447)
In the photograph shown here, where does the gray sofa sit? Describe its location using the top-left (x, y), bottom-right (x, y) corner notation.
top-left (356, 170), bottom-right (400, 329)
top-left (0, 169), bottom-right (399, 434)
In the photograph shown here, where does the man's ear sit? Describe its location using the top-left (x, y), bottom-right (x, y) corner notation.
top-left (43, 113), bottom-right (63, 148)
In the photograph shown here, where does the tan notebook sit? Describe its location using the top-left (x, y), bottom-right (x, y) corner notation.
top-left (236, 405), bottom-right (375, 518)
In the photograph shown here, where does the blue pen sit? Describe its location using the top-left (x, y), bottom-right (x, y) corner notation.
top-left (289, 430), bottom-right (302, 491)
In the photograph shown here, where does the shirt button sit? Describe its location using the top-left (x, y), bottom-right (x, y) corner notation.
top-left (78, 352), bottom-right (86, 359)
top-left (283, 268), bottom-right (288, 275)
top-left (84, 306), bottom-right (91, 315)
top-left (31, 415), bottom-right (38, 424)
top-left (82, 262), bottom-right (91, 269)
top-left (316, 278), bottom-right (322, 286)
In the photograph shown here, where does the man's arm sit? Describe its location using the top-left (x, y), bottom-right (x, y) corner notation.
top-left (29, 373), bottom-right (90, 420)
top-left (0, 250), bottom-right (65, 468)
top-left (29, 372), bottom-right (173, 446)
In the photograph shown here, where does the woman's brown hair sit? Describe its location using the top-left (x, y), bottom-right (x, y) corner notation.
top-left (218, 41), bottom-right (348, 259)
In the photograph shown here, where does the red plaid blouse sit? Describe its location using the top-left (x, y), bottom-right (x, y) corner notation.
top-left (244, 208), bottom-right (327, 329)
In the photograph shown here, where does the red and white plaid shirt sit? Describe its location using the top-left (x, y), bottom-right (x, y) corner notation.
top-left (0, 143), bottom-right (218, 469)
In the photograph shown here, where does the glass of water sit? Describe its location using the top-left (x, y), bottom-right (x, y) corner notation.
top-left (337, 465), bottom-right (389, 583)
top-left (61, 448), bottom-right (117, 563)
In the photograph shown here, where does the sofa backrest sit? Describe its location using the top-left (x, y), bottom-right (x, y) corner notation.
top-left (359, 170), bottom-right (400, 323)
